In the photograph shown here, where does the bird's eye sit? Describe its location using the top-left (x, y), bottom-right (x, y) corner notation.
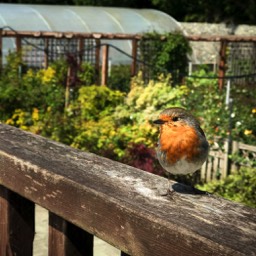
top-left (172, 116), bottom-right (180, 122)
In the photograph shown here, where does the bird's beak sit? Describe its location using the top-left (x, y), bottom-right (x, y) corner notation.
top-left (153, 119), bottom-right (166, 125)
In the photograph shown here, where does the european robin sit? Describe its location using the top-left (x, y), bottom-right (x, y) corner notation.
top-left (153, 107), bottom-right (209, 192)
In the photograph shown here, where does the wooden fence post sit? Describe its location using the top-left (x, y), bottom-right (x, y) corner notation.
top-left (218, 40), bottom-right (227, 90)
top-left (0, 185), bottom-right (10, 256)
top-left (0, 185), bottom-right (35, 256)
top-left (49, 212), bottom-right (94, 256)
top-left (44, 38), bottom-right (49, 68)
top-left (101, 44), bottom-right (109, 86)
top-left (222, 139), bottom-right (230, 179)
top-left (16, 36), bottom-right (22, 52)
top-left (231, 140), bottom-right (239, 173)
top-left (131, 39), bottom-right (138, 77)
top-left (95, 39), bottom-right (101, 85)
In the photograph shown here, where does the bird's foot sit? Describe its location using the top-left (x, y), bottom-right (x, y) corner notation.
top-left (160, 188), bottom-right (175, 199)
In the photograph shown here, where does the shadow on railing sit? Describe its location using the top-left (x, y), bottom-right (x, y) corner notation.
top-left (0, 124), bottom-right (255, 256)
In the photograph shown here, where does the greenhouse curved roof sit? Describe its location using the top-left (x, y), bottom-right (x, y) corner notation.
top-left (0, 4), bottom-right (183, 66)
top-left (0, 4), bottom-right (181, 34)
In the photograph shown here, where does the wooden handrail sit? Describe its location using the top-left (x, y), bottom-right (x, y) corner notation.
top-left (0, 124), bottom-right (255, 256)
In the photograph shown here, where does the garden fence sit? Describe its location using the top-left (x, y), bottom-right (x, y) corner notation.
top-left (201, 139), bottom-right (256, 182)
top-left (1, 29), bottom-right (256, 88)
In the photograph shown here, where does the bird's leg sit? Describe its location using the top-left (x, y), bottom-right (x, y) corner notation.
top-left (161, 173), bottom-right (174, 197)
top-left (167, 173), bottom-right (173, 194)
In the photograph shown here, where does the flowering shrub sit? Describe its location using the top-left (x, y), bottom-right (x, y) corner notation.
top-left (68, 72), bottom-right (188, 172)
top-left (37, 66), bottom-right (56, 84)
top-left (0, 56), bottom-right (65, 122)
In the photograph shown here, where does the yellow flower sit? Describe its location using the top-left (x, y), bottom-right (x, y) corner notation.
top-left (6, 118), bottom-right (14, 125)
top-left (244, 129), bottom-right (252, 135)
top-left (32, 108), bottom-right (39, 121)
top-left (38, 67), bottom-right (56, 83)
top-left (252, 108), bottom-right (256, 114)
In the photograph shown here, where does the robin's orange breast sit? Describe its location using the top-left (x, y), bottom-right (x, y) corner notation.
top-left (159, 124), bottom-right (201, 165)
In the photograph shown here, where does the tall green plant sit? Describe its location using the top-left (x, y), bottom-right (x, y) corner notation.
top-left (139, 31), bottom-right (191, 82)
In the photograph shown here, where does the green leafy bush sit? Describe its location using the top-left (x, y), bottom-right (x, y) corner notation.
top-left (139, 31), bottom-right (191, 82)
top-left (0, 53), bottom-right (65, 122)
top-left (78, 62), bottom-right (96, 86)
top-left (108, 64), bottom-right (131, 92)
top-left (68, 85), bottom-right (125, 157)
top-left (69, 85), bottom-right (124, 121)
top-left (115, 72), bottom-right (188, 125)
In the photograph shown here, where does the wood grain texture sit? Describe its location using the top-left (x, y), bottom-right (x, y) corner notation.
top-left (0, 124), bottom-right (255, 256)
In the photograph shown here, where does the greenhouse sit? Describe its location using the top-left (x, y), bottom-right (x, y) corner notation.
top-left (0, 4), bottom-right (183, 66)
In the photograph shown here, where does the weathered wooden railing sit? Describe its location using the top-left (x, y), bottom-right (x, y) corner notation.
top-left (0, 124), bottom-right (255, 256)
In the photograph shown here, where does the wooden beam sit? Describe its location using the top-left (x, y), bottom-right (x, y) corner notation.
top-left (1, 30), bottom-right (143, 40)
top-left (0, 124), bottom-right (255, 256)
top-left (0, 185), bottom-right (10, 256)
top-left (0, 185), bottom-right (35, 256)
top-left (3, 30), bottom-right (256, 42)
top-left (187, 35), bottom-right (256, 42)
top-left (218, 40), bottom-right (228, 90)
top-left (131, 39), bottom-right (138, 77)
top-left (49, 212), bottom-right (93, 256)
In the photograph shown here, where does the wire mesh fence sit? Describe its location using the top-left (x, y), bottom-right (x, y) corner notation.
top-left (226, 41), bottom-right (256, 85)
top-left (2, 28), bottom-right (256, 85)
